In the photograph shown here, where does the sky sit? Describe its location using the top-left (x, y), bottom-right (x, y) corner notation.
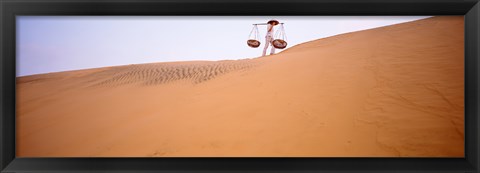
top-left (16, 16), bottom-right (431, 77)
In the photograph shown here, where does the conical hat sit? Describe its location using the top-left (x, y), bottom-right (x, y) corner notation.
top-left (267, 20), bottom-right (279, 25)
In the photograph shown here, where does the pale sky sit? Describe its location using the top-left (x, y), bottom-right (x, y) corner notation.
top-left (16, 16), bottom-right (431, 77)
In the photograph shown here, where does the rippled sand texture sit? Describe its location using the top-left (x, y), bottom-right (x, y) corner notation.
top-left (17, 16), bottom-right (464, 157)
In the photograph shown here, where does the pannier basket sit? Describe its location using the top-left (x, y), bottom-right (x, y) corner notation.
top-left (247, 39), bottom-right (261, 48)
top-left (272, 39), bottom-right (287, 49)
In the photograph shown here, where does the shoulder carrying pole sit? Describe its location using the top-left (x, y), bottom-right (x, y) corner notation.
top-left (253, 23), bottom-right (285, 25)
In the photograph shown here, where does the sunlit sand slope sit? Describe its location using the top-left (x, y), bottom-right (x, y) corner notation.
top-left (17, 16), bottom-right (464, 157)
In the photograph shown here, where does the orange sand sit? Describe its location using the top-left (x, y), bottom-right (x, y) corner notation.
top-left (16, 16), bottom-right (464, 157)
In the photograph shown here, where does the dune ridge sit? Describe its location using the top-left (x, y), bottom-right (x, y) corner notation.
top-left (19, 59), bottom-right (264, 87)
top-left (17, 16), bottom-right (464, 157)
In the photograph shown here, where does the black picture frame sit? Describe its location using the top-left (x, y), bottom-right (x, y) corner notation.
top-left (1, 0), bottom-right (479, 172)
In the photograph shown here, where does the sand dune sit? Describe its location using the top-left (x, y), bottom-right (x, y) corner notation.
top-left (16, 16), bottom-right (464, 157)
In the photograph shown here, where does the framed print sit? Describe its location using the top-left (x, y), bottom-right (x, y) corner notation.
top-left (1, 0), bottom-right (479, 172)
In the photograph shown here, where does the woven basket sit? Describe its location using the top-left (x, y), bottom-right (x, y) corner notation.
top-left (272, 39), bottom-right (287, 49)
top-left (247, 39), bottom-right (261, 48)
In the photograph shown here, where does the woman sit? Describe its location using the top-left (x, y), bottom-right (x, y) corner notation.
top-left (262, 20), bottom-right (279, 56)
